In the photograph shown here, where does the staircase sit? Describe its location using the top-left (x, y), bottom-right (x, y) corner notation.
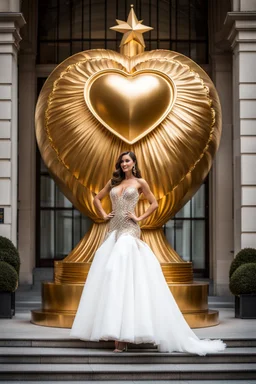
top-left (0, 287), bottom-right (254, 382)
top-left (0, 338), bottom-right (256, 381)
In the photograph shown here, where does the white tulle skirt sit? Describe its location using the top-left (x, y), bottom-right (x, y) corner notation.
top-left (70, 232), bottom-right (226, 355)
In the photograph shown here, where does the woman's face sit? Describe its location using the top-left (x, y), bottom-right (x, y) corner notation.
top-left (120, 154), bottom-right (135, 173)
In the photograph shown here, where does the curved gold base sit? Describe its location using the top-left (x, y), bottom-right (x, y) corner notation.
top-left (39, 281), bottom-right (208, 312)
top-left (161, 263), bottom-right (193, 284)
top-left (183, 310), bottom-right (219, 328)
top-left (54, 261), bottom-right (193, 285)
top-left (31, 308), bottom-right (219, 329)
top-left (31, 281), bottom-right (218, 329)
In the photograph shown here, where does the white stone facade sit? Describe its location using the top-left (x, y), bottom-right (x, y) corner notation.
top-left (0, 0), bottom-right (256, 294)
top-left (0, 2), bottom-right (25, 245)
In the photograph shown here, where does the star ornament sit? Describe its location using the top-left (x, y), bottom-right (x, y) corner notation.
top-left (110, 5), bottom-right (153, 48)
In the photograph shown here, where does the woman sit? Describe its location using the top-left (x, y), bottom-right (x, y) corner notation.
top-left (70, 151), bottom-right (226, 354)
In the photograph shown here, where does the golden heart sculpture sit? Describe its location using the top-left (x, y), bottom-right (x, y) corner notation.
top-left (35, 48), bottom-right (221, 266)
top-left (32, 9), bottom-right (222, 329)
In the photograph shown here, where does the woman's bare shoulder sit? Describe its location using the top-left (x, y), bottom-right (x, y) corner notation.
top-left (138, 178), bottom-right (149, 186)
top-left (137, 178), bottom-right (150, 191)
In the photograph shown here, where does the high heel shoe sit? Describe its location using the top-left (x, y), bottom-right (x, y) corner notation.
top-left (113, 341), bottom-right (128, 353)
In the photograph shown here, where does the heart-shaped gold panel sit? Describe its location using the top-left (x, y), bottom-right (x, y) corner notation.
top-left (84, 69), bottom-right (176, 144)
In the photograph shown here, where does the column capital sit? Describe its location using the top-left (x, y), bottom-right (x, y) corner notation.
top-left (215, 12), bottom-right (256, 51)
top-left (224, 11), bottom-right (256, 50)
top-left (0, 12), bottom-right (26, 51)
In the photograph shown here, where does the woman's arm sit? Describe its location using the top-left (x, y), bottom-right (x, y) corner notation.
top-left (93, 180), bottom-right (114, 221)
top-left (127, 179), bottom-right (158, 223)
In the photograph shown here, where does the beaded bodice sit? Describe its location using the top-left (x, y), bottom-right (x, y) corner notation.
top-left (106, 186), bottom-right (141, 240)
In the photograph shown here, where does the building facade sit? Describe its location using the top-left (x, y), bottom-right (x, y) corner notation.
top-left (0, 0), bottom-right (256, 295)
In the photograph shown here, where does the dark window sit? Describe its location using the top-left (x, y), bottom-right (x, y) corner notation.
top-left (37, 155), bottom-right (92, 266)
top-left (37, 0), bottom-right (208, 64)
top-left (164, 179), bottom-right (209, 277)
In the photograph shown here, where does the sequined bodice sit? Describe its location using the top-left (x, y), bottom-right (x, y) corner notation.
top-left (106, 186), bottom-right (141, 240)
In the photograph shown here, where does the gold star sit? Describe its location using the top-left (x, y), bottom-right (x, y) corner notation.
top-left (110, 5), bottom-right (153, 48)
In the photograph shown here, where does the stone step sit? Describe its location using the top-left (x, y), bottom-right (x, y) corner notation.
top-left (0, 347), bottom-right (256, 364)
top-left (15, 302), bottom-right (234, 311)
top-left (207, 297), bottom-right (234, 308)
top-left (0, 362), bottom-right (256, 381)
top-left (15, 303), bottom-right (41, 312)
top-left (0, 338), bottom-right (255, 348)
top-left (2, 381), bottom-right (256, 384)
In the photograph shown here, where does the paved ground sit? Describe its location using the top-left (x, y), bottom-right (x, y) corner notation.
top-left (0, 308), bottom-right (255, 341)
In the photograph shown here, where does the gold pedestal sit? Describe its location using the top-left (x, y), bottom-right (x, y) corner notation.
top-left (31, 263), bottom-right (219, 329)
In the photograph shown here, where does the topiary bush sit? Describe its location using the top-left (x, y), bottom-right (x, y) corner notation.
top-left (0, 250), bottom-right (20, 275)
top-left (229, 263), bottom-right (256, 295)
top-left (0, 261), bottom-right (18, 293)
top-left (229, 248), bottom-right (256, 278)
top-left (0, 235), bottom-right (20, 275)
top-left (0, 236), bottom-right (17, 252)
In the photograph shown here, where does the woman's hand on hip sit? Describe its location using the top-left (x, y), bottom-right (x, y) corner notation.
top-left (127, 211), bottom-right (140, 223)
top-left (103, 211), bottom-right (115, 221)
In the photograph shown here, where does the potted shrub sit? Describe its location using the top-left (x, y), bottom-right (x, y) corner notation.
top-left (0, 261), bottom-right (18, 318)
top-left (0, 236), bottom-right (20, 318)
top-left (229, 248), bottom-right (256, 318)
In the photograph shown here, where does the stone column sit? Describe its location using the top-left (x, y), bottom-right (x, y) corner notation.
top-left (208, 0), bottom-right (234, 295)
top-left (225, 9), bottom-right (256, 252)
top-left (0, 4), bottom-right (25, 244)
top-left (18, 0), bottom-right (37, 284)
top-left (210, 54), bottom-right (233, 295)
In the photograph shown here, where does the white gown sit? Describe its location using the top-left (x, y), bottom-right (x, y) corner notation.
top-left (70, 186), bottom-right (226, 355)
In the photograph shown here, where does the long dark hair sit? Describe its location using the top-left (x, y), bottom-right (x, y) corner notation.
top-left (111, 151), bottom-right (142, 187)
